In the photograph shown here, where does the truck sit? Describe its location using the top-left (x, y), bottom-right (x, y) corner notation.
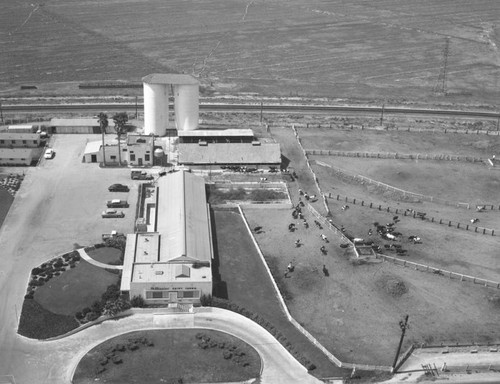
top-left (131, 170), bottom-right (153, 180)
top-left (102, 230), bottom-right (125, 241)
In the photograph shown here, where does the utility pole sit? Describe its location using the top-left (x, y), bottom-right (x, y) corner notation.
top-left (0, 101), bottom-right (4, 124)
top-left (135, 96), bottom-right (138, 119)
top-left (380, 102), bottom-right (385, 127)
top-left (260, 100), bottom-right (263, 124)
top-left (392, 314), bottom-right (410, 371)
top-left (496, 116), bottom-right (499, 131)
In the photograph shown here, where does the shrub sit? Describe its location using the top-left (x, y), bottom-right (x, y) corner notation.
top-left (99, 357), bottom-right (109, 366)
top-left (130, 295), bottom-right (145, 308)
top-left (81, 307), bottom-right (91, 316)
top-left (24, 293), bottom-right (34, 299)
top-left (198, 342), bottom-right (209, 349)
top-left (102, 284), bottom-right (121, 302)
top-left (54, 259), bottom-right (64, 268)
top-left (70, 264), bottom-right (76, 268)
top-left (86, 312), bottom-right (100, 322)
top-left (223, 351), bottom-right (232, 359)
top-left (195, 332), bottom-right (205, 340)
top-left (54, 272), bottom-right (60, 276)
top-left (127, 343), bottom-right (139, 351)
top-left (75, 311), bottom-right (85, 320)
top-left (31, 267), bottom-right (42, 275)
top-left (112, 356), bottom-right (123, 364)
top-left (200, 294), bottom-right (212, 306)
top-left (114, 344), bottom-right (126, 352)
top-left (91, 300), bottom-right (104, 314)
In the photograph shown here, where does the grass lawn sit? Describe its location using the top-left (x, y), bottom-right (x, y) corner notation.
top-left (212, 208), bottom-right (349, 378)
top-left (0, 187), bottom-right (14, 228)
top-left (17, 299), bottom-right (78, 339)
top-left (34, 259), bottom-right (120, 316)
top-left (72, 329), bottom-right (261, 384)
top-left (86, 247), bottom-right (123, 265)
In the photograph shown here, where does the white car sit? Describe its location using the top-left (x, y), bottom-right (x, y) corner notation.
top-left (44, 149), bottom-right (55, 159)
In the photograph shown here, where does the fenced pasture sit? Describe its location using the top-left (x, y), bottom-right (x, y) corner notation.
top-left (313, 156), bottom-right (500, 205)
top-left (298, 128), bottom-right (500, 160)
top-left (1, 0), bottom-right (500, 102)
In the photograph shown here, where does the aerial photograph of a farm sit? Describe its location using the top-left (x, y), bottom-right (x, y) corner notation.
top-left (1, 1), bottom-right (500, 383)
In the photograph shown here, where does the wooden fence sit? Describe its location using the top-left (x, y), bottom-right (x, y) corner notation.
top-left (315, 160), bottom-right (473, 209)
top-left (327, 192), bottom-right (496, 237)
top-left (307, 149), bottom-right (484, 163)
top-left (376, 254), bottom-right (500, 289)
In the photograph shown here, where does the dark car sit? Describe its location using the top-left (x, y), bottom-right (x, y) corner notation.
top-left (101, 209), bottom-right (125, 218)
top-left (108, 184), bottom-right (129, 192)
top-left (106, 199), bottom-right (129, 208)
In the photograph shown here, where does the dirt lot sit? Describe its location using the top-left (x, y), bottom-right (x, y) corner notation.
top-left (1, 0), bottom-right (500, 104)
top-left (242, 125), bottom-right (500, 366)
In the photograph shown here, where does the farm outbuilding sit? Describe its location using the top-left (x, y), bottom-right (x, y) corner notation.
top-left (178, 142), bottom-right (281, 167)
top-left (0, 148), bottom-right (38, 165)
top-left (82, 140), bottom-right (127, 164)
top-left (49, 118), bottom-right (107, 134)
top-left (121, 171), bottom-right (213, 306)
top-left (0, 132), bottom-right (42, 148)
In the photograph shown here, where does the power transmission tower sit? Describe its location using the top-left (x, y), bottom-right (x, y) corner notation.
top-left (434, 37), bottom-right (450, 95)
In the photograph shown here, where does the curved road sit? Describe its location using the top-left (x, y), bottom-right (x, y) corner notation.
top-left (13, 308), bottom-right (321, 384)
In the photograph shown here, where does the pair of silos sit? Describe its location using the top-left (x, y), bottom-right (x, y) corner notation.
top-left (143, 74), bottom-right (199, 136)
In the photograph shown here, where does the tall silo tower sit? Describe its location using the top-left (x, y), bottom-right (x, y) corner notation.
top-left (142, 74), bottom-right (199, 136)
top-left (174, 83), bottom-right (199, 131)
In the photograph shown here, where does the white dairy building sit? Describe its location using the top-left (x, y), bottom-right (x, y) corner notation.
top-left (120, 171), bottom-right (213, 305)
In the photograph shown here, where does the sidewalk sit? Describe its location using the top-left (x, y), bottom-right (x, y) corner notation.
top-left (77, 247), bottom-right (123, 270)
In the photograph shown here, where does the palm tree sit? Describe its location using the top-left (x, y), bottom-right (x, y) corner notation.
top-left (112, 112), bottom-right (129, 166)
top-left (97, 113), bottom-right (108, 167)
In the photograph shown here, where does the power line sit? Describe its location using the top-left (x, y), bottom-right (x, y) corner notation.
top-left (434, 37), bottom-right (450, 95)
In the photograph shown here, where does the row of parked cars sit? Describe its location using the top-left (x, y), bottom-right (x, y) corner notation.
top-left (101, 184), bottom-right (129, 219)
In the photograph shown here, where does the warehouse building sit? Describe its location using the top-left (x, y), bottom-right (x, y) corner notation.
top-left (49, 118), bottom-right (105, 134)
top-left (0, 132), bottom-right (42, 148)
top-left (120, 171), bottom-right (213, 306)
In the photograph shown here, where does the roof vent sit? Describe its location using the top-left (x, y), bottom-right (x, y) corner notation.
top-left (252, 141), bottom-right (261, 146)
top-left (155, 270), bottom-right (164, 275)
top-left (198, 141), bottom-right (207, 146)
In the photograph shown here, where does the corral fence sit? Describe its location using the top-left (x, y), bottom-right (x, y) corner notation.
top-left (328, 192), bottom-right (497, 237)
top-left (315, 160), bottom-right (473, 209)
top-left (291, 125), bottom-right (331, 215)
top-left (307, 149), bottom-right (484, 164)
top-left (376, 254), bottom-right (500, 289)
top-left (272, 122), bottom-right (500, 136)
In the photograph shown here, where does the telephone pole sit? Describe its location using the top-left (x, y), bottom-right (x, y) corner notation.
top-left (392, 314), bottom-right (410, 371)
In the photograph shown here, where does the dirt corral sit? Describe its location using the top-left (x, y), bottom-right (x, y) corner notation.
top-left (243, 124), bottom-right (500, 366)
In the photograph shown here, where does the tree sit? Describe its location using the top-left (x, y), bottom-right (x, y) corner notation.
top-left (112, 112), bottom-right (129, 166)
top-left (97, 113), bottom-right (108, 167)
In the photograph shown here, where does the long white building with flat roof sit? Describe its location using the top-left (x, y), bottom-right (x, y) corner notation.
top-left (121, 171), bottom-right (213, 305)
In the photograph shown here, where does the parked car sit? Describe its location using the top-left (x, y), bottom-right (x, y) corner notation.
top-left (131, 171), bottom-right (153, 180)
top-left (102, 230), bottom-right (125, 241)
top-left (101, 209), bottom-right (125, 218)
top-left (108, 184), bottom-right (129, 192)
top-left (44, 148), bottom-right (55, 159)
top-left (106, 199), bottom-right (129, 208)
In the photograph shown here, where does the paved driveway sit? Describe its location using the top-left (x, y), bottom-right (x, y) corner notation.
top-left (0, 134), bottom-right (139, 383)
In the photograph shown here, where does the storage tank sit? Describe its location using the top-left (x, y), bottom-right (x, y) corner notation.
top-left (174, 84), bottom-right (199, 131)
top-left (143, 82), bottom-right (169, 136)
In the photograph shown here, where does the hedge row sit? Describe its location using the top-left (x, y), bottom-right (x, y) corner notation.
top-left (208, 296), bottom-right (316, 371)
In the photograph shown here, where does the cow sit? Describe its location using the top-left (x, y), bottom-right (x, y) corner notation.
top-left (386, 233), bottom-right (397, 240)
top-left (471, 218), bottom-right (479, 224)
top-left (353, 238), bottom-right (364, 244)
top-left (320, 234), bottom-right (329, 242)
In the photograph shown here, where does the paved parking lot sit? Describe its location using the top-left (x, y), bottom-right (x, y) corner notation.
top-left (0, 134), bottom-right (144, 381)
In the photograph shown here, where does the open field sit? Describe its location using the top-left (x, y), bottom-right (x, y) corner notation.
top-left (244, 125), bottom-right (500, 366)
top-left (73, 329), bottom-right (261, 384)
top-left (1, 0), bottom-right (500, 104)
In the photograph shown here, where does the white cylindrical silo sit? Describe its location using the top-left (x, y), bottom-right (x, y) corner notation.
top-left (174, 84), bottom-right (199, 131)
top-left (144, 82), bottom-right (169, 136)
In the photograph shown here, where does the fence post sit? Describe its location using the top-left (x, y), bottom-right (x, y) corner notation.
top-left (466, 224), bottom-right (469, 230)
top-left (353, 198), bottom-right (356, 204)
top-left (345, 197), bottom-right (348, 202)
top-left (492, 230), bottom-right (495, 236)
top-left (475, 227), bottom-right (478, 233)
top-left (440, 219), bottom-right (442, 224)
top-left (370, 202), bottom-right (373, 208)
top-left (362, 201), bottom-right (364, 206)
top-left (337, 195), bottom-right (339, 201)
top-left (378, 205), bottom-right (381, 210)
top-left (387, 207), bottom-right (390, 212)
top-left (483, 229), bottom-right (486, 234)
top-left (457, 223), bottom-right (460, 228)
top-left (448, 221), bottom-right (451, 227)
